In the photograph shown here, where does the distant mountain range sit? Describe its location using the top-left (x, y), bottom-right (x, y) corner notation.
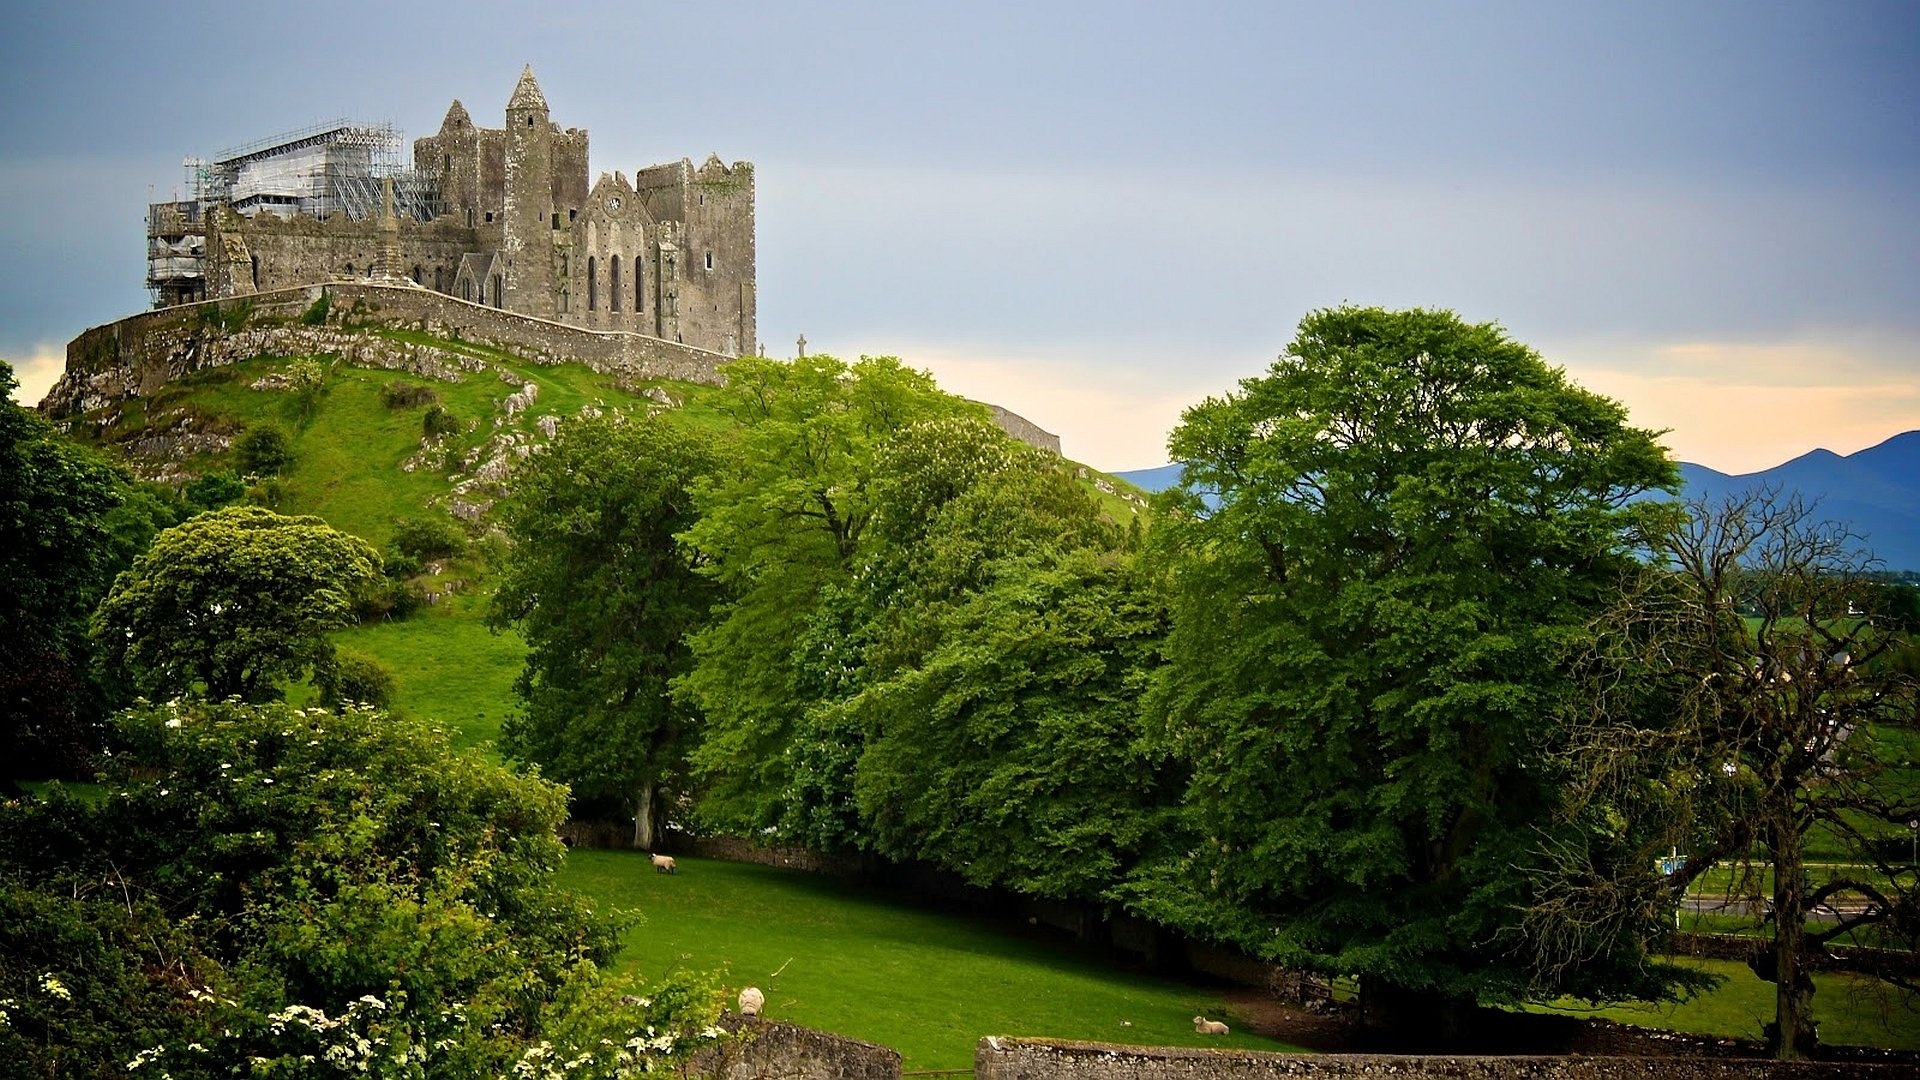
top-left (1114, 430), bottom-right (1920, 572)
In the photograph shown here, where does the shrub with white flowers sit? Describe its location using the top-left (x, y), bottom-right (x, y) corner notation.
top-left (2, 698), bottom-right (724, 1077)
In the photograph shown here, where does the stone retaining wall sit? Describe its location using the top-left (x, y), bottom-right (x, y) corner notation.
top-left (46, 282), bottom-right (729, 422)
top-left (972, 1037), bottom-right (1899, 1079)
top-left (685, 1015), bottom-right (899, 1080)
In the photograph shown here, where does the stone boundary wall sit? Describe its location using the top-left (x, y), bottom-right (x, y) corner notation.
top-left (46, 282), bottom-right (729, 421)
top-left (983, 402), bottom-right (1061, 456)
top-left (1668, 933), bottom-right (1920, 977)
top-left (685, 1015), bottom-right (899, 1080)
top-left (972, 1037), bottom-right (1901, 1079)
top-left (677, 834), bottom-right (871, 878)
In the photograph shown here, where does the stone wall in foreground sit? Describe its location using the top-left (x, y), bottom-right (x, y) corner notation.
top-left (686, 1015), bottom-right (899, 1080)
top-left (973, 1037), bottom-right (1904, 1080)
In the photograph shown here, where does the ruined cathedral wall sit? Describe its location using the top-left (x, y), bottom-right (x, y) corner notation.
top-left (632, 161), bottom-right (690, 222)
top-left (216, 214), bottom-right (481, 298)
top-left (551, 128), bottom-right (590, 214)
top-left (476, 129), bottom-right (507, 222)
top-left (567, 183), bottom-right (660, 337)
top-left (679, 161), bottom-right (756, 356)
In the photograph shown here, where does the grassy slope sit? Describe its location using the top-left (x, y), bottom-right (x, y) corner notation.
top-left (79, 338), bottom-right (1138, 757)
top-left (557, 851), bottom-right (1300, 1071)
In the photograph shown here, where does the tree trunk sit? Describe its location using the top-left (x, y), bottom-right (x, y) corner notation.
top-left (633, 783), bottom-right (655, 851)
top-left (1764, 807), bottom-right (1817, 1060)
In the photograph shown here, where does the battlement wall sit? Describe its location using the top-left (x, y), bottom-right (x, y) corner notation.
top-left (47, 283), bottom-right (729, 421)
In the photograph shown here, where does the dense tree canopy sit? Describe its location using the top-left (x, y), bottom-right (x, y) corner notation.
top-left (676, 355), bottom-right (981, 844)
top-left (490, 411), bottom-right (724, 848)
top-left (93, 505), bottom-right (381, 701)
top-left (844, 417), bottom-right (1172, 901)
top-left (1145, 306), bottom-right (1679, 1026)
top-left (0, 699), bottom-right (723, 1077)
top-left (1, 360), bottom-right (140, 777)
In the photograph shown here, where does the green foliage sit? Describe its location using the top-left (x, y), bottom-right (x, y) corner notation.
top-left (233, 422), bottom-right (294, 476)
top-left (185, 469), bottom-right (246, 510)
top-left (390, 513), bottom-right (467, 563)
top-left (0, 698), bottom-right (725, 1077)
top-left (380, 379), bottom-right (439, 408)
top-left (285, 358), bottom-right (327, 425)
top-left (677, 355), bottom-right (983, 842)
top-left (491, 412), bottom-right (723, 840)
top-left (850, 549), bottom-right (1170, 901)
top-left (313, 647), bottom-right (395, 709)
top-left (298, 288), bottom-right (331, 326)
top-left (92, 505), bottom-right (381, 701)
top-left (423, 403), bottom-right (460, 438)
top-left (0, 360), bottom-right (130, 777)
top-left (247, 474), bottom-right (290, 509)
top-left (838, 416), bottom-right (1173, 900)
top-left (1146, 307), bottom-right (1679, 1014)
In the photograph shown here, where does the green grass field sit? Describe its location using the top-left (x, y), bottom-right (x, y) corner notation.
top-left (556, 851), bottom-right (1301, 1071)
top-left (334, 600), bottom-right (525, 751)
top-left (1531, 956), bottom-right (1920, 1050)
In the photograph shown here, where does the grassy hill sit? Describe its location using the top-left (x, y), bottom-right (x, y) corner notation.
top-left (60, 328), bottom-right (1141, 750)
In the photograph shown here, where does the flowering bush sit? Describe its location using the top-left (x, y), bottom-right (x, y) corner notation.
top-left (0, 699), bottom-right (723, 1078)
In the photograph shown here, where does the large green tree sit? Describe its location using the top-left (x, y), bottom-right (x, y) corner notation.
top-left (1538, 491), bottom-right (1920, 1059)
top-left (843, 416), bottom-right (1173, 903)
top-left (93, 505), bottom-right (380, 701)
top-left (1146, 306), bottom-right (1678, 1032)
top-left (490, 411), bottom-right (724, 849)
top-left (1, 360), bottom-right (130, 778)
top-left (676, 354), bottom-right (980, 845)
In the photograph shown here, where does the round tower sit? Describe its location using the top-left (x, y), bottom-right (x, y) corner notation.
top-left (502, 65), bottom-right (555, 316)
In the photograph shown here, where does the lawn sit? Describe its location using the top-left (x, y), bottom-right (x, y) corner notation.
top-left (1530, 956), bottom-right (1920, 1050)
top-left (334, 599), bottom-right (524, 752)
top-left (555, 851), bottom-right (1302, 1071)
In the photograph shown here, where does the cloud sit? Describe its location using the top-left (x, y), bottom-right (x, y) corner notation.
top-left (1559, 333), bottom-right (1920, 474)
top-left (4, 342), bottom-right (66, 408)
top-left (861, 339), bottom-right (1230, 471)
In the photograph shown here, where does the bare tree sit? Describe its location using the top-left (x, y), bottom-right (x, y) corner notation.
top-left (1532, 489), bottom-right (1920, 1059)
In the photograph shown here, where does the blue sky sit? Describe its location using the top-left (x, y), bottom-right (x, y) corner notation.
top-left (3, 1), bottom-right (1915, 472)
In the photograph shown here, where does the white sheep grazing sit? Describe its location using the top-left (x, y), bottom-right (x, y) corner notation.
top-left (738, 986), bottom-right (765, 1016)
top-left (650, 853), bottom-right (677, 874)
top-left (1193, 1015), bottom-right (1229, 1035)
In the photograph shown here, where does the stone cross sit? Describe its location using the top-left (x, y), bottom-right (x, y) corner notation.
top-left (796, 333), bottom-right (807, 359)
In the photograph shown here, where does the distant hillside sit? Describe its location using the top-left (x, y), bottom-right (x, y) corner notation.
top-left (1120, 430), bottom-right (1920, 571)
top-left (1113, 464), bottom-right (1184, 492)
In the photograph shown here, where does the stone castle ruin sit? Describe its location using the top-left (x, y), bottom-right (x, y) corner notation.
top-left (146, 66), bottom-right (754, 357)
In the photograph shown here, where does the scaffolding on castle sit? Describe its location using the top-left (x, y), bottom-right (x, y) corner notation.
top-left (148, 119), bottom-right (442, 306)
top-left (185, 118), bottom-right (440, 222)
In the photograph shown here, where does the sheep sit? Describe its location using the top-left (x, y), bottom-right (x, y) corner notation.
top-left (650, 853), bottom-right (677, 874)
top-left (1193, 1015), bottom-right (1229, 1035)
top-left (738, 986), bottom-right (765, 1017)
